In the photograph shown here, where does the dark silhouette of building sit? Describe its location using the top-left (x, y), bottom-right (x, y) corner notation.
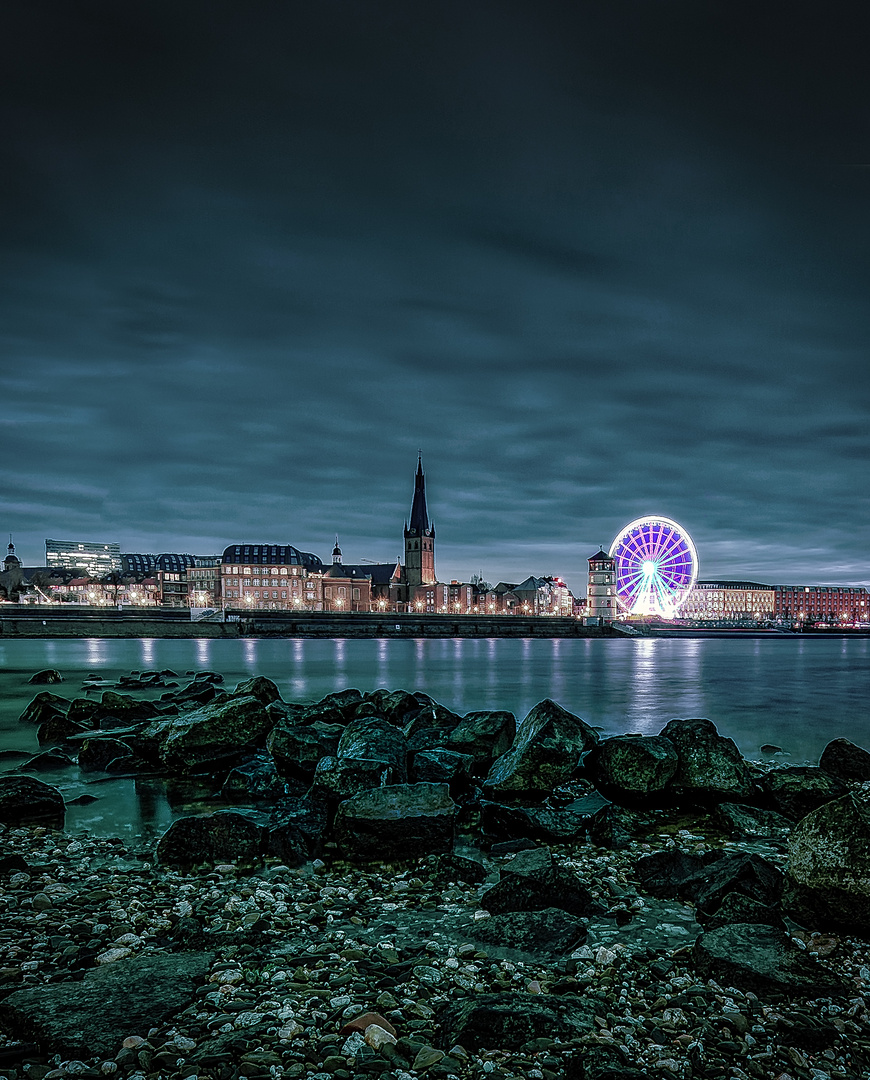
top-left (403, 455), bottom-right (436, 587)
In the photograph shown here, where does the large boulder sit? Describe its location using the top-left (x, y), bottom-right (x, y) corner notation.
top-left (435, 992), bottom-right (594, 1051)
top-left (480, 847), bottom-right (605, 918)
top-left (297, 689), bottom-right (364, 727)
top-left (762, 766), bottom-right (848, 821)
top-left (338, 715), bottom-right (408, 781)
top-left (333, 783), bottom-right (455, 862)
top-left (18, 692), bottom-right (70, 727)
top-left (481, 800), bottom-right (595, 845)
top-left (658, 717), bottom-right (753, 801)
top-left (36, 714), bottom-right (89, 746)
top-left (268, 796), bottom-right (329, 862)
top-left (693, 923), bottom-right (851, 997)
top-left (361, 688), bottom-right (424, 727)
top-left (142, 694), bottom-right (272, 772)
top-left (155, 809), bottom-right (268, 866)
top-left (78, 737), bottom-right (134, 772)
top-left (468, 908), bottom-right (588, 957)
top-left (819, 738), bottom-right (870, 782)
top-left (402, 699), bottom-right (464, 754)
top-left (268, 718), bottom-right (344, 778)
top-left (484, 699), bottom-right (598, 795)
top-left (232, 675), bottom-right (282, 705)
top-left (445, 711), bottom-right (516, 768)
top-left (637, 849), bottom-right (782, 915)
top-left (712, 801), bottom-right (793, 839)
top-left (221, 752), bottom-right (292, 801)
top-left (411, 748), bottom-right (474, 786)
top-left (0, 776), bottom-right (65, 827)
top-left (585, 735), bottom-right (678, 802)
top-left (785, 793), bottom-right (870, 931)
top-left (0, 952), bottom-right (213, 1057)
top-left (28, 669), bottom-right (63, 685)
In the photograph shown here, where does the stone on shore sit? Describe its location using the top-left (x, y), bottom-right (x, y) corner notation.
top-left (658, 717), bottom-right (753, 801)
top-left (712, 800), bottom-right (793, 838)
top-left (468, 907), bottom-right (588, 956)
top-left (221, 751), bottom-right (292, 801)
top-left (480, 846), bottom-right (605, 917)
top-left (482, 799), bottom-right (594, 844)
top-left (585, 734), bottom-right (678, 802)
top-left (232, 674), bottom-right (282, 704)
top-left (0, 775), bottom-right (65, 827)
top-left (156, 808), bottom-right (268, 866)
top-left (27, 668), bottom-right (63, 684)
top-left (268, 717), bottom-right (344, 778)
top-left (435, 992), bottom-right (594, 1050)
top-left (785, 793), bottom-right (870, 931)
top-left (143, 694), bottom-right (272, 771)
top-left (693, 923), bottom-right (851, 996)
top-left (18, 691), bottom-right (70, 727)
top-left (762, 765), bottom-right (848, 821)
top-left (0, 952), bottom-right (213, 1057)
top-left (337, 714), bottom-right (408, 782)
top-left (333, 782), bottom-right (455, 861)
top-left (819, 737), bottom-right (870, 781)
top-left (445, 709), bottom-right (517, 767)
top-left (484, 698), bottom-right (598, 794)
top-left (77, 736), bottom-right (134, 772)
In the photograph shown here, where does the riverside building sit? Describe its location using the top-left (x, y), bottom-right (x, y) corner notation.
top-left (45, 538), bottom-right (121, 576)
top-left (679, 581), bottom-right (775, 622)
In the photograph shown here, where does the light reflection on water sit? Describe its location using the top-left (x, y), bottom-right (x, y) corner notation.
top-left (1, 635), bottom-right (869, 837)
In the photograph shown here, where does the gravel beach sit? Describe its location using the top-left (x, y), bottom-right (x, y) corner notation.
top-left (2, 672), bottom-right (870, 1079)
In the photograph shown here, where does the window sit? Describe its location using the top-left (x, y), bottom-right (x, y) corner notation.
top-left (243, 567), bottom-right (251, 575)
top-left (281, 591), bottom-right (287, 599)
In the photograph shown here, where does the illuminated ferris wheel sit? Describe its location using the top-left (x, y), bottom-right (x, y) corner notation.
top-left (609, 516), bottom-right (698, 619)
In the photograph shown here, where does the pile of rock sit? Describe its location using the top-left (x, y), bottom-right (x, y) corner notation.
top-left (4, 673), bottom-right (870, 1077)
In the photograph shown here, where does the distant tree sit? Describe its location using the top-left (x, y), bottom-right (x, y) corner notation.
top-left (101, 569), bottom-right (129, 606)
top-left (30, 570), bottom-right (61, 600)
top-left (0, 566), bottom-right (26, 602)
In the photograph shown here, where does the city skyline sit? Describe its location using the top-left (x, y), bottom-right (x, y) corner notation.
top-left (2, 4), bottom-right (869, 592)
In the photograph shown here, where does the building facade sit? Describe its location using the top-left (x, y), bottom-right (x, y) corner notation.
top-left (220, 544), bottom-right (324, 610)
top-left (679, 581), bottom-right (775, 622)
top-left (46, 539), bottom-right (121, 575)
top-left (773, 584), bottom-right (870, 626)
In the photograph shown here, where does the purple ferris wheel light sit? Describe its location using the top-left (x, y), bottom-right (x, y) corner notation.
top-left (609, 516), bottom-right (699, 619)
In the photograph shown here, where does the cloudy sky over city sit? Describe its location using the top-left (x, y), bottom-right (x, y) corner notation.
top-left (2, 2), bottom-right (869, 592)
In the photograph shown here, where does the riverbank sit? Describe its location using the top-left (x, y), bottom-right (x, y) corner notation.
top-left (0, 610), bottom-right (624, 640)
top-left (3, 671), bottom-right (870, 1077)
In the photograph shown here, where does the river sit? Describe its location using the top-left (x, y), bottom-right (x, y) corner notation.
top-left (2, 635), bottom-right (869, 838)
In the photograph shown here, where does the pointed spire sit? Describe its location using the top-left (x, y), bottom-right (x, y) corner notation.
top-left (332, 535), bottom-right (342, 564)
top-left (408, 454), bottom-right (431, 535)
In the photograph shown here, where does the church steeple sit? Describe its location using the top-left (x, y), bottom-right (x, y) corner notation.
top-left (408, 454), bottom-right (431, 535)
top-left (403, 454), bottom-right (436, 586)
top-left (332, 536), bottom-right (342, 565)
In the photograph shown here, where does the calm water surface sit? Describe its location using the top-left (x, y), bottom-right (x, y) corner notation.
top-left (1, 636), bottom-right (868, 837)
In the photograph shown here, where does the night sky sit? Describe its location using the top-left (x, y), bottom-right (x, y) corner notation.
top-left (3, 2), bottom-right (869, 593)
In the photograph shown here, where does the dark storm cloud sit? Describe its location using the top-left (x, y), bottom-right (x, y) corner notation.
top-left (1, 1), bottom-right (869, 591)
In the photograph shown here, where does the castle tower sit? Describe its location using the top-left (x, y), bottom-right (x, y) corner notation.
top-left (332, 537), bottom-right (342, 565)
top-left (404, 455), bottom-right (436, 586)
top-left (587, 548), bottom-right (617, 621)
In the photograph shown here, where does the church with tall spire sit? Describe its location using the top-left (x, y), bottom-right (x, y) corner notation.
top-left (403, 454), bottom-right (436, 586)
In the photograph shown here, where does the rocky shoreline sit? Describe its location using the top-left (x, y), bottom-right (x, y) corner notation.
top-left (2, 668), bottom-right (870, 1079)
